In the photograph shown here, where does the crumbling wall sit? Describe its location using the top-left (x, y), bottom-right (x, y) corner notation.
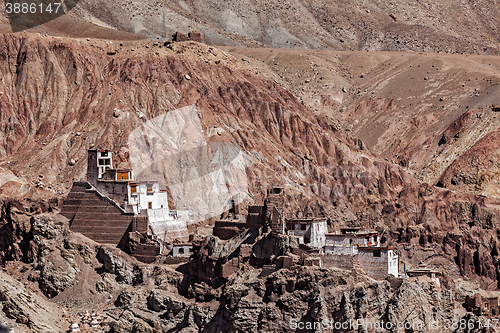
top-left (213, 220), bottom-right (245, 240)
top-left (260, 264), bottom-right (276, 278)
top-left (132, 243), bottom-right (160, 263)
top-left (221, 257), bottom-right (238, 278)
top-left (321, 254), bottom-right (356, 269)
top-left (246, 205), bottom-right (265, 228)
top-left (172, 31), bottom-right (202, 42)
top-left (188, 31), bottom-right (202, 42)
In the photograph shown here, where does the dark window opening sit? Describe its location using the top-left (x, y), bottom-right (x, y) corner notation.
top-left (301, 224), bottom-right (306, 231)
top-left (178, 248), bottom-right (184, 254)
top-left (374, 250), bottom-right (381, 257)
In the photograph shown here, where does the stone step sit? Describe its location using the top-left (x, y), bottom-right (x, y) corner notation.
top-left (71, 220), bottom-right (131, 228)
top-left (133, 255), bottom-right (156, 263)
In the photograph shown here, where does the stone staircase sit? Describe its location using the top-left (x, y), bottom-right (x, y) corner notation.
top-left (61, 182), bottom-right (134, 246)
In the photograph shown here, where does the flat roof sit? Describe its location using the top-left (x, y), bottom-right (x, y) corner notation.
top-left (287, 218), bottom-right (327, 223)
top-left (407, 269), bottom-right (440, 274)
top-left (106, 168), bottom-right (133, 172)
top-left (89, 148), bottom-right (110, 152)
top-left (325, 232), bottom-right (378, 237)
top-left (97, 179), bottom-right (132, 183)
top-left (172, 243), bottom-right (193, 247)
top-left (358, 246), bottom-right (394, 250)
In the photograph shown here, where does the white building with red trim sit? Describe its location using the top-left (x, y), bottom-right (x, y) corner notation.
top-left (87, 149), bottom-right (191, 242)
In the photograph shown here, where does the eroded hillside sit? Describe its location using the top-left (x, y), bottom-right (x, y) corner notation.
top-left (224, 47), bottom-right (500, 200)
top-left (0, 33), bottom-right (500, 331)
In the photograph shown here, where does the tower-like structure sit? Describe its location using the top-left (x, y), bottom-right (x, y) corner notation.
top-left (265, 185), bottom-right (285, 235)
top-left (87, 149), bottom-right (113, 186)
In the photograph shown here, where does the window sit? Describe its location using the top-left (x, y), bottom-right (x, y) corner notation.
top-left (148, 202), bottom-right (152, 209)
top-left (189, 248), bottom-right (194, 254)
top-left (147, 185), bottom-right (153, 192)
top-left (98, 159), bottom-right (110, 166)
top-left (117, 172), bottom-right (129, 180)
top-left (373, 250), bottom-right (381, 257)
top-left (301, 224), bottom-right (306, 230)
top-left (101, 152), bottom-right (108, 157)
top-left (178, 248), bottom-right (184, 254)
top-left (131, 186), bottom-right (136, 193)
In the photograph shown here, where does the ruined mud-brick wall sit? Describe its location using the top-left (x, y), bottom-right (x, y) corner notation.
top-left (163, 256), bottom-right (190, 265)
top-left (260, 264), bottom-right (277, 278)
top-left (60, 182), bottom-right (134, 246)
top-left (131, 243), bottom-right (160, 263)
top-left (132, 216), bottom-right (148, 234)
top-left (357, 250), bottom-right (392, 280)
top-left (213, 220), bottom-right (245, 240)
top-left (320, 254), bottom-right (356, 269)
top-left (171, 31), bottom-right (202, 42)
top-left (221, 257), bottom-right (239, 278)
top-left (246, 205), bottom-right (265, 228)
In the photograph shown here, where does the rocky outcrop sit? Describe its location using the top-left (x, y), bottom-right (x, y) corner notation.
top-left (97, 266), bottom-right (471, 333)
top-left (0, 270), bottom-right (65, 332)
top-left (0, 208), bottom-right (496, 332)
top-left (97, 247), bottom-right (144, 285)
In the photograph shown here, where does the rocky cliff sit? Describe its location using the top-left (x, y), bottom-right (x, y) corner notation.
top-left (0, 214), bottom-right (484, 332)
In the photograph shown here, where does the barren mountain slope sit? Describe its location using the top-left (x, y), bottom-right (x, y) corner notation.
top-left (223, 47), bottom-right (500, 200)
top-left (1, 0), bottom-right (500, 54)
top-left (76, 0), bottom-right (500, 54)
